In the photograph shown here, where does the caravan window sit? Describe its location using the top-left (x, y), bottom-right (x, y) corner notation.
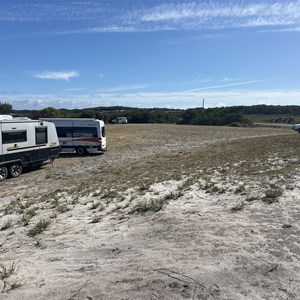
top-left (2, 130), bottom-right (27, 144)
top-left (36, 127), bottom-right (48, 145)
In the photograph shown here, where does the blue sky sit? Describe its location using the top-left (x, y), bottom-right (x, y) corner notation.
top-left (0, 0), bottom-right (300, 110)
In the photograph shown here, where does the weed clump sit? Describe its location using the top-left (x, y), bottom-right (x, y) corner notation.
top-left (131, 191), bottom-right (183, 214)
top-left (0, 261), bottom-right (21, 293)
top-left (131, 198), bottom-right (166, 214)
top-left (27, 219), bottom-right (51, 237)
top-left (0, 219), bottom-right (12, 231)
top-left (90, 201), bottom-right (102, 210)
top-left (18, 215), bottom-right (31, 227)
top-left (231, 202), bottom-right (246, 212)
top-left (262, 188), bottom-right (283, 204)
top-left (90, 215), bottom-right (101, 223)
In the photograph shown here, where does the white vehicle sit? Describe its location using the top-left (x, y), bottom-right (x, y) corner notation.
top-left (0, 116), bottom-right (60, 181)
top-left (40, 118), bottom-right (107, 155)
top-left (111, 116), bottom-right (128, 124)
top-left (293, 124), bottom-right (300, 132)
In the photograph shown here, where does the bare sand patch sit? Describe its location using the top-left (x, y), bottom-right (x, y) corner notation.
top-left (0, 125), bottom-right (300, 299)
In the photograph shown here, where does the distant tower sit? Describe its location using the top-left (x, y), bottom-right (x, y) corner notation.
top-left (202, 98), bottom-right (205, 108)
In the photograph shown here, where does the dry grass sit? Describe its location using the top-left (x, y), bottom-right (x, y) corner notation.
top-left (2, 124), bottom-right (300, 218)
top-left (89, 133), bottom-right (300, 193)
top-left (1, 125), bottom-right (299, 212)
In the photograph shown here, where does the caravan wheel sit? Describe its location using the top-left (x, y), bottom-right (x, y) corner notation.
top-left (9, 163), bottom-right (23, 178)
top-left (0, 166), bottom-right (8, 181)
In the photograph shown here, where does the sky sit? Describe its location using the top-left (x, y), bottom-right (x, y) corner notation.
top-left (0, 0), bottom-right (300, 110)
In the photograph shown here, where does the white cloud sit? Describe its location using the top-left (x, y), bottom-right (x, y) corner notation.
top-left (2, 89), bottom-right (300, 110)
top-left (33, 70), bottom-right (80, 81)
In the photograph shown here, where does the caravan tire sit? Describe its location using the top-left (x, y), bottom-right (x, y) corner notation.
top-left (76, 146), bottom-right (87, 156)
top-left (9, 163), bottom-right (22, 178)
top-left (0, 166), bottom-right (8, 181)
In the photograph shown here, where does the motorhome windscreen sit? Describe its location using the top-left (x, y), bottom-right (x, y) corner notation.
top-left (35, 127), bottom-right (48, 145)
top-left (2, 130), bottom-right (27, 144)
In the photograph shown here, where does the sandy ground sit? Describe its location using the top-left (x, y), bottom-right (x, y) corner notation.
top-left (0, 124), bottom-right (300, 300)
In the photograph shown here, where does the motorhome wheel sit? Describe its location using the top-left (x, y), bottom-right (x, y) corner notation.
top-left (76, 146), bottom-right (87, 156)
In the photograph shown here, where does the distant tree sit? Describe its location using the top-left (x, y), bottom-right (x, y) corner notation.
top-left (179, 108), bottom-right (252, 126)
top-left (0, 102), bottom-right (13, 114)
top-left (39, 107), bottom-right (61, 117)
top-left (95, 111), bottom-right (105, 121)
top-left (80, 109), bottom-right (96, 118)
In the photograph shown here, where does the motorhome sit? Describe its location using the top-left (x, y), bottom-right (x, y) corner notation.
top-left (40, 118), bottom-right (107, 155)
top-left (0, 116), bottom-right (60, 181)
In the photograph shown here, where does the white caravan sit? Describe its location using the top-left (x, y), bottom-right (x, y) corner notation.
top-left (0, 116), bottom-right (60, 181)
top-left (111, 116), bottom-right (128, 124)
top-left (40, 118), bottom-right (107, 155)
top-left (293, 124), bottom-right (300, 132)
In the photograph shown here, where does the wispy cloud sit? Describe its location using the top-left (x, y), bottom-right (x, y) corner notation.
top-left (63, 88), bottom-right (86, 92)
top-left (137, 1), bottom-right (300, 30)
top-left (33, 70), bottom-right (80, 81)
top-left (2, 1), bottom-right (300, 34)
top-left (260, 26), bottom-right (300, 33)
top-left (0, 2), bottom-right (105, 22)
top-left (98, 84), bottom-right (149, 93)
top-left (186, 80), bottom-right (269, 92)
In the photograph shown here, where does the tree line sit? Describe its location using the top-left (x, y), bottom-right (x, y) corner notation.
top-left (1, 102), bottom-right (300, 126)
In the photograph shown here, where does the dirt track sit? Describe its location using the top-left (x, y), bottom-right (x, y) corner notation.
top-left (1, 124), bottom-right (300, 300)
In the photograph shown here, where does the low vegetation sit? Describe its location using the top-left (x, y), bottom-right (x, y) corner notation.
top-left (0, 261), bottom-right (20, 293)
top-left (262, 188), bottom-right (283, 204)
top-left (27, 219), bottom-right (51, 237)
top-left (0, 219), bottom-right (12, 231)
top-left (131, 198), bottom-right (167, 214)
